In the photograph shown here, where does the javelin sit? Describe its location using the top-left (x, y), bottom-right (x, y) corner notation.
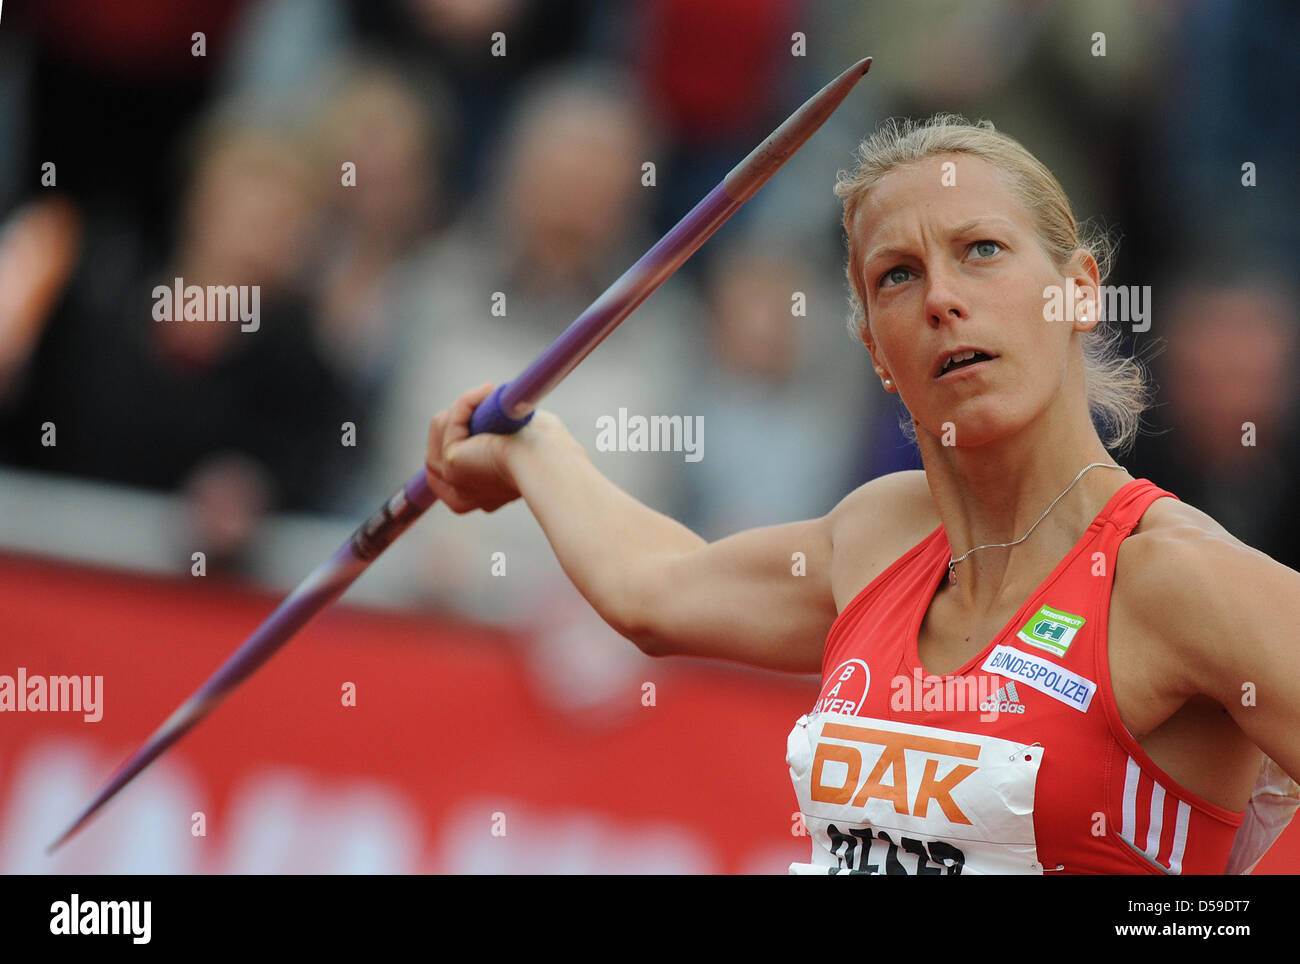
top-left (48, 56), bottom-right (872, 853)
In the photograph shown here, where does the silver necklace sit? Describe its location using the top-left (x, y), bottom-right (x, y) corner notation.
top-left (947, 462), bottom-right (1125, 585)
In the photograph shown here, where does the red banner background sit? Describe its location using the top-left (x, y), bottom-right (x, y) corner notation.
top-left (2, 553), bottom-right (1296, 874)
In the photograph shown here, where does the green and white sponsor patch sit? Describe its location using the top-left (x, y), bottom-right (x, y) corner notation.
top-left (1016, 604), bottom-right (1085, 657)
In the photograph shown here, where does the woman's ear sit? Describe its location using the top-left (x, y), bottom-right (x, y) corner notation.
top-left (861, 325), bottom-right (878, 364)
top-left (1066, 250), bottom-right (1102, 333)
top-left (861, 324), bottom-right (896, 392)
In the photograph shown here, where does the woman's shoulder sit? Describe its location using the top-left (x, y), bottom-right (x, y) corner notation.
top-left (828, 470), bottom-right (938, 540)
top-left (827, 471), bottom-right (941, 605)
top-left (1127, 488), bottom-right (1251, 561)
top-left (1121, 490), bottom-right (1268, 595)
top-left (1117, 487), bottom-right (1291, 656)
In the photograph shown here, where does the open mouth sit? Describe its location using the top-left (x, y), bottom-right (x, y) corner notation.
top-left (937, 350), bottom-right (996, 379)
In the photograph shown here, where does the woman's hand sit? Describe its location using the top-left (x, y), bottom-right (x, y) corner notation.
top-left (424, 381), bottom-right (547, 514)
top-left (426, 381), bottom-right (579, 514)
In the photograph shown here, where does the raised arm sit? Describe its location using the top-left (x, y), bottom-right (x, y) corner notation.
top-left (426, 383), bottom-right (843, 673)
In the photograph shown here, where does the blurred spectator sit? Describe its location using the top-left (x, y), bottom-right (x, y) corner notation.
top-left (374, 64), bottom-right (700, 612)
top-left (340, 0), bottom-right (599, 200)
top-left (370, 63), bottom-right (704, 712)
top-left (615, 0), bottom-right (806, 238)
top-left (0, 198), bottom-right (82, 409)
top-left (0, 111), bottom-right (356, 572)
top-left (218, 0), bottom-right (352, 112)
top-left (304, 60), bottom-right (451, 509)
top-left (680, 239), bottom-right (877, 539)
top-left (15, 0), bottom-right (252, 254)
top-left (1155, 0), bottom-right (1300, 267)
top-left (1128, 276), bottom-right (1300, 569)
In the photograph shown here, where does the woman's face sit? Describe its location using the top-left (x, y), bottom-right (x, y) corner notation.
top-left (852, 153), bottom-right (1096, 448)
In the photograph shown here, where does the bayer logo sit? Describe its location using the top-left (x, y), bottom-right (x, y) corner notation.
top-left (813, 659), bottom-right (871, 716)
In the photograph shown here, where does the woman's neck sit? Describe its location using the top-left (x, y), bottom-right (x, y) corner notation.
top-left (917, 396), bottom-right (1131, 611)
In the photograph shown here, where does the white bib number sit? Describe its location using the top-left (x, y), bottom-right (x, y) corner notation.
top-left (788, 713), bottom-right (1045, 875)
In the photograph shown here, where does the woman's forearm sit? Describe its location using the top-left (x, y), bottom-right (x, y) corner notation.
top-left (506, 412), bottom-right (706, 639)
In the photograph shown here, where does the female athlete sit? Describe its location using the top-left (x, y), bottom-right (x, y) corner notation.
top-left (423, 115), bottom-right (1300, 874)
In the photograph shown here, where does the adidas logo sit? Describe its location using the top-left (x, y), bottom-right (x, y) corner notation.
top-left (979, 681), bottom-right (1026, 715)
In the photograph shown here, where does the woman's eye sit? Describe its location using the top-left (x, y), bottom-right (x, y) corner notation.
top-left (971, 240), bottom-right (1002, 259)
top-left (879, 266), bottom-right (914, 288)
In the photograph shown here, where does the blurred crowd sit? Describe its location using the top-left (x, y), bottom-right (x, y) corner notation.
top-left (1, 0), bottom-right (1297, 646)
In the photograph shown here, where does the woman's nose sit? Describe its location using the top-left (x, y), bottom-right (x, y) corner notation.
top-left (923, 264), bottom-right (970, 328)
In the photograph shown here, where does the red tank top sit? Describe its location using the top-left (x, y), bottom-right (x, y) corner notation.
top-left (787, 478), bottom-right (1244, 874)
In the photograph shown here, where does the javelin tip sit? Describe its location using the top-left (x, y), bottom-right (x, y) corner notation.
top-left (723, 55), bottom-right (874, 202)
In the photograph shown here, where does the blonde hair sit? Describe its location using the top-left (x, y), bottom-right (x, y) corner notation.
top-left (834, 114), bottom-right (1150, 455)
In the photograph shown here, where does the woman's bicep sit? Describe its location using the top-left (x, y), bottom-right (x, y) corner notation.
top-left (633, 516), bottom-right (836, 673)
top-left (626, 470), bottom-right (931, 674)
